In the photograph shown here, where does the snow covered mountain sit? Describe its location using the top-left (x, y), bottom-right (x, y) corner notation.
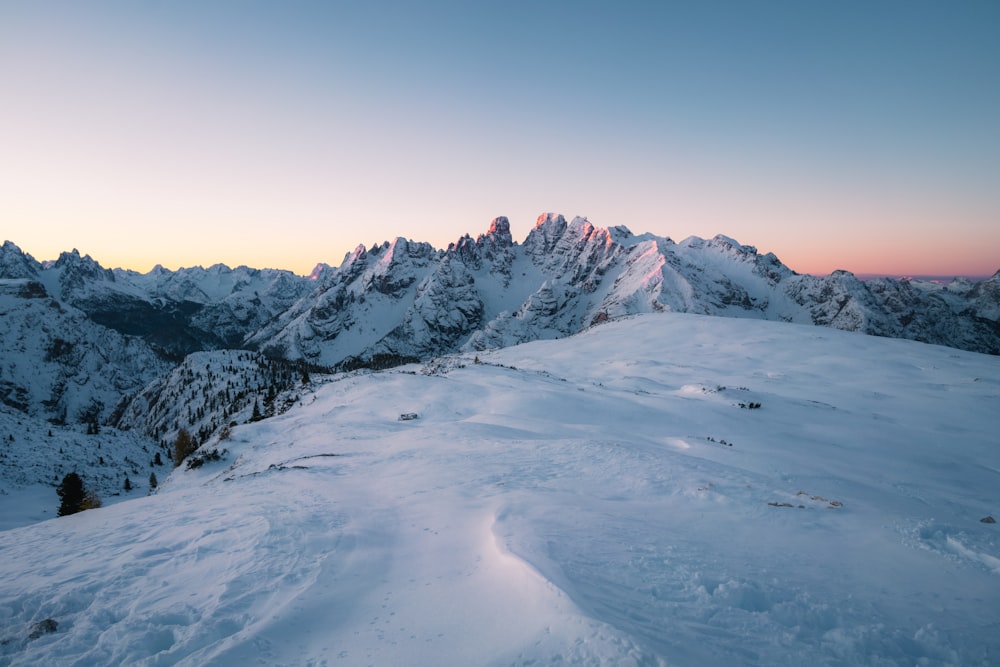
top-left (0, 218), bottom-right (997, 501)
top-left (0, 271), bottom-right (169, 426)
top-left (0, 239), bottom-right (310, 425)
top-left (0, 241), bottom-right (312, 361)
top-left (248, 214), bottom-right (1000, 366)
top-left (1, 313), bottom-right (997, 665)
top-left (3, 216), bottom-right (997, 386)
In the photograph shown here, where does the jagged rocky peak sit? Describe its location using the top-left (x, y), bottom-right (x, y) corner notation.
top-left (535, 212), bottom-right (566, 228)
top-left (967, 269), bottom-right (1000, 319)
top-left (524, 214), bottom-right (609, 258)
top-left (346, 237), bottom-right (437, 297)
top-left (680, 234), bottom-right (756, 257)
top-left (479, 216), bottom-right (514, 247)
top-left (829, 269), bottom-right (864, 285)
top-left (977, 269), bottom-right (1000, 287)
top-left (333, 243), bottom-right (371, 282)
top-left (365, 242), bottom-right (379, 255)
top-left (147, 264), bottom-right (172, 278)
top-left (343, 237), bottom-right (437, 269)
top-left (524, 213), bottom-right (570, 256)
top-left (0, 240), bottom-right (42, 279)
top-left (448, 233), bottom-right (479, 267)
top-left (607, 225), bottom-right (634, 244)
top-left (307, 263), bottom-right (332, 281)
top-left (445, 216), bottom-right (517, 268)
top-left (378, 237), bottom-right (437, 265)
top-left (53, 248), bottom-right (117, 295)
top-left (52, 248), bottom-right (115, 282)
top-left (709, 234), bottom-right (756, 255)
top-left (345, 243), bottom-right (368, 265)
top-left (523, 215), bottom-right (628, 278)
top-left (569, 216), bottom-right (624, 249)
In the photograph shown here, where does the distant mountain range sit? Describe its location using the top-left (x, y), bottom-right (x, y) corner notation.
top-left (1, 213), bottom-right (998, 434)
top-left (855, 274), bottom-right (993, 283)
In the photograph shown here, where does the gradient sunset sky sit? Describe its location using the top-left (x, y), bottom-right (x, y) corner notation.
top-left (2, 1), bottom-right (998, 277)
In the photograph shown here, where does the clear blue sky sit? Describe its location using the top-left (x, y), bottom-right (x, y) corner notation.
top-left (1, 1), bottom-right (998, 276)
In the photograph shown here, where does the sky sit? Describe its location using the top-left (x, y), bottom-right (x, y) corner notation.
top-left (1, 1), bottom-right (998, 277)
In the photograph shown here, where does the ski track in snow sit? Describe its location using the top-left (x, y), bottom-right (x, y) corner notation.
top-left (1, 313), bottom-right (999, 665)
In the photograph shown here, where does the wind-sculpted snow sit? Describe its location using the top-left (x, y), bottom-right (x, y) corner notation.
top-left (1, 313), bottom-right (998, 665)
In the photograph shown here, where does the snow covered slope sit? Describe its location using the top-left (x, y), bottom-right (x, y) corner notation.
top-left (0, 404), bottom-right (165, 530)
top-left (1, 313), bottom-right (997, 665)
top-left (1, 221), bottom-right (996, 527)
top-left (116, 349), bottom-right (309, 451)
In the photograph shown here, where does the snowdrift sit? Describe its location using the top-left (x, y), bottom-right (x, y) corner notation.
top-left (1, 313), bottom-right (998, 665)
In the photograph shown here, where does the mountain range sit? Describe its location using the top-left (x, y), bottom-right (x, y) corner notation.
top-left (1, 215), bottom-right (998, 663)
top-left (1, 212), bottom-right (998, 435)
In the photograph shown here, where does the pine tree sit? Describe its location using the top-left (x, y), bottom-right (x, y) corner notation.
top-left (149, 472), bottom-right (158, 489)
top-left (124, 476), bottom-right (132, 492)
top-left (56, 472), bottom-right (85, 516)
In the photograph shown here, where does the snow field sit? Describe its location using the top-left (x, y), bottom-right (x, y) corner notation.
top-left (1, 313), bottom-right (998, 665)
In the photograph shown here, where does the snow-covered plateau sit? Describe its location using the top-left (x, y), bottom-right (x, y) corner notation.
top-left (1, 313), bottom-right (998, 666)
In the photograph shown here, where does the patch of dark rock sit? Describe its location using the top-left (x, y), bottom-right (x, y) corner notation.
top-left (28, 619), bottom-right (57, 640)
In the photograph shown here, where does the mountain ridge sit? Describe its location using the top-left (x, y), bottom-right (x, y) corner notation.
top-left (1, 214), bottom-right (998, 435)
